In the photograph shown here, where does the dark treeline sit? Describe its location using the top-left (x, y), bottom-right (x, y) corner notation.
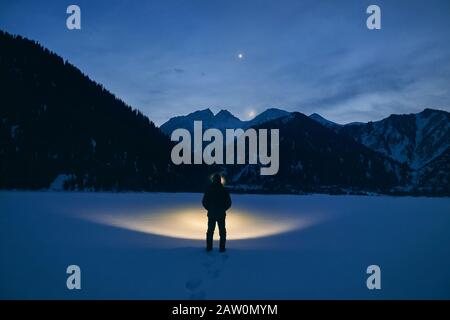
top-left (0, 30), bottom-right (211, 191)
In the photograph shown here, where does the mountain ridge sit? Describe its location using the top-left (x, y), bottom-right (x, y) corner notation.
top-left (1, 30), bottom-right (449, 195)
top-left (338, 108), bottom-right (450, 169)
top-left (160, 107), bottom-right (289, 135)
top-left (224, 112), bottom-right (411, 194)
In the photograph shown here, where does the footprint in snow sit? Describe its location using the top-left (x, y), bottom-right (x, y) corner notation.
top-left (185, 278), bottom-right (206, 300)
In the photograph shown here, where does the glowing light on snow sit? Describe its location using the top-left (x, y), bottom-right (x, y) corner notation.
top-left (86, 208), bottom-right (314, 240)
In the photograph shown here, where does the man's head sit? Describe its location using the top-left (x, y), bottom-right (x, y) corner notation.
top-left (212, 174), bottom-right (222, 185)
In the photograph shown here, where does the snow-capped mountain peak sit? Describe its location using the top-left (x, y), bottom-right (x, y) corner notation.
top-left (160, 107), bottom-right (290, 135)
top-left (339, 108), bottom-right (450, 169)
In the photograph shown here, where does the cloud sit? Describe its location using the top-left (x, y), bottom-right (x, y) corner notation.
top-left (173, 68), bottom-right (185, 74)
top-left (8, 0), bottom-right (449, 125)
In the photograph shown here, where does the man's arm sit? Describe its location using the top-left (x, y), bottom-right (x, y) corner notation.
top-left (202, 190), bottom-right (210, 211)
top-left (224, 189), bottom-right (232, 211)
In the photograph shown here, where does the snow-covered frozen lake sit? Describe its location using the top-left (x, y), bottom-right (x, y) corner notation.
top-left (1, 191), bottom-right (449, 299)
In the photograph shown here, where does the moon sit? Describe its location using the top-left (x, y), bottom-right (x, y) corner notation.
top-left (238, 53), bottom-right (244, 59)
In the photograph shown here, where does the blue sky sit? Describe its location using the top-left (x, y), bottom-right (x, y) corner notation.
top-left (1, 0), bottom-right (450, 125)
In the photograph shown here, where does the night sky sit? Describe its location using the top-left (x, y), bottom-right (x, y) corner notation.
top-left (1, 0), bottom-right (450, 125)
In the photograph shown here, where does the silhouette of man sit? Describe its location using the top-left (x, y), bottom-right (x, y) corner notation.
top-left (202, 174), bottom-right (231, 252)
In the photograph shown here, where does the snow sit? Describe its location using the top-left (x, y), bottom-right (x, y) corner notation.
top-left (309, 113), bottom-right (342, 128)
top-left (413, 112), bottom-right (430, 168)
top-left (414, 112), bottom-right (450, 169)
top-left (248, 108), bottom-right (289, 127)
top-left (10, 125), bottom-right (19, 139)
top-left (161, 108), bottom-right (290, 136)
top-left (231, 165), bottom-right (255, 182)
top-left (353, 110), bottom-right (450, 170)
top-left (49, 174), bottom-right (73, 191)
top-left (1, 191), bottom-right (449, 299)
top-left (290, 160), bottom-right (303, 173)
top-left (90, 138), bottom-right (96, 152)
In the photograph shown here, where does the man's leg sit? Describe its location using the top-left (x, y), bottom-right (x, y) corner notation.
top-left (218, 216), bottom-right (227, 252)
top-left (206, 217), bottom-right (216, 251)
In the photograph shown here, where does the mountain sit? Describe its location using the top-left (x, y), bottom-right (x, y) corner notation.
top-left (213, 109), bottom-right (243, 128)
top-left (224, 112), bottom-right (410, 194)
top-left (160, 108), bottom-right (289, 135)
top-left (159, 108), bottom-right (215, 136)
top-left (1, 31), bottom-right (448, 195)
top-left (248, 108), bottom-right (290, 127)
top-left (415, 146), bottom-right (450, 195)
top-left (0, 30), bottom-right (208, 191)
top-left (308, 109), bottom-right (450, 194)
top-left (161, 107), bottom-right (422, 194)
top-left (308, 113), bottom-right (342, 130)
top-left (339, 108), bottom-right (450, 169)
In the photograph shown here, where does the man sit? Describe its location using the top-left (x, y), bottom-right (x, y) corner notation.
top-left (202, 174), bottom-right (231, 252)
